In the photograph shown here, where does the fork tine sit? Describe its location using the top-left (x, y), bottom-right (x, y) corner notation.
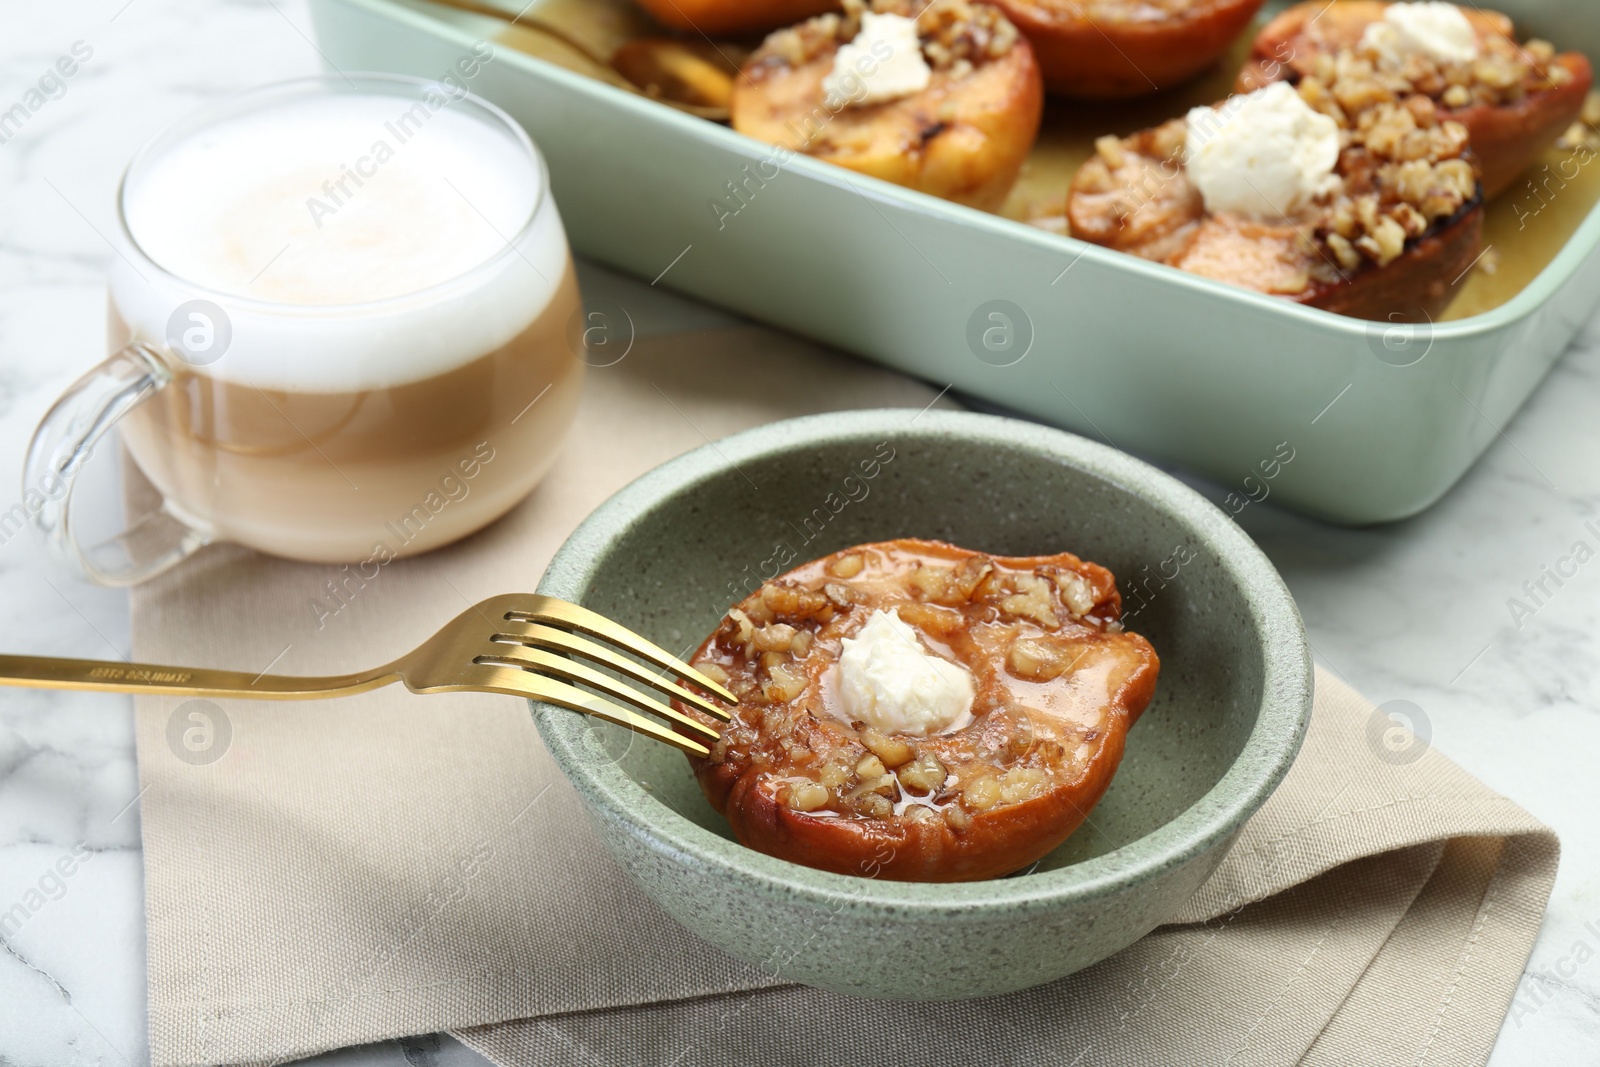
top-left (469, 664), bottom-right (712, 758)
top-left (492, 621), bottom-right (733, 722)
top-left (475, 647), bottom-right (720, 742)
top-left (498, 595), bottom-right (738, 705)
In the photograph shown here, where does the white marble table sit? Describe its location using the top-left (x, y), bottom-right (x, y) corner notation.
top-left (1, 1), bottom-right (1596, 1063)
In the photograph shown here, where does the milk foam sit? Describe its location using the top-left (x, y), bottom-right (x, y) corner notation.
top-left (113, 89), bottom-right (566, 391)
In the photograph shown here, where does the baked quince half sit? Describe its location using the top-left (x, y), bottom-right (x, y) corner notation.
top-left (675, 539), bottom-right (1160, 883)
top-left (991, 0), bottom-right (1267, 99)
top-left (633, 0), bottom-right (840, 37)
top-left (732, 0), bottom-right (1043, 210)
top-left (1069, 80), bottom-right (1484, 321)
top-left (1238, 0), bottom-right (1593, 198)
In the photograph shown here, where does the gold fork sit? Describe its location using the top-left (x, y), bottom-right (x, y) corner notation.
top-left (0, 594), bottom-right (734, 757)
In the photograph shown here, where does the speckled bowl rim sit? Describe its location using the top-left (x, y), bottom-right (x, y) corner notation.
top-left (534, 409), bottom-right (1313, 917)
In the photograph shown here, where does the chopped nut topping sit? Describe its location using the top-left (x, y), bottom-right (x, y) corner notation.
top-left (819, 761), bottom-right (850, 789)
top-left (894, 601), bottom-right (966, 635)
top-left (1291, 61), bottom-right (1478, 273)
top-left (1331, 19), bottom-right (1567, 112)
top-left (898, 751), bottom-right (947, 793)
top-left (787, 780), bottom-right (830, 811)
top-left (998, 573), bottom-right (1060, 629)
top-left (828, 552), bottom-right (865, 579)
top-left (1557, 92), bottom-right (1600, 151)
top-left (1008, 637), bottom-right (1075, 682)
top-left (855, 792), bottom-right (893, 818)
top-left (855, 752), bottom-right (888, 779)
top-left (725, 607), bottom-right (755, 647)
top-left (998, 766), bottom-right (1049, 804)
top-left (759, 0), bottom-right (1019, 75)
top-left (962, 774), bottom-right (1003, 812)
top-left (859, 726), bottom-right (914, 768)
top-left (1052, 569), bottom-right (1098, 616)
top-left (752, 622), bottom-right (799, 652)
top-left (849, 773), bottom-right (896, 801)
top-left (763, 662), bottom-right (806, 703)
top-left (1094, 134), bottom-right (1127, 170)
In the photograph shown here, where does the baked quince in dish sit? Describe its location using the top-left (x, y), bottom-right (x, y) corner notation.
top-left (1068, 79), bottom-right (1484, 321)
top-left (990, 0), bottom-right (1267, 99)
top-left (674, 539), bottom-right (1159, 883)
top-left (1238, 1), bottom-right (1593, 198)
top-left (731, 0), bottom-right (1043, 210)
top-left (633, 0), bottom-right (840, 36)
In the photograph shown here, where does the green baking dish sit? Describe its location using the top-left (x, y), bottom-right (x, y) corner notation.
top-left (309, 0), bottom-right (1600, 524)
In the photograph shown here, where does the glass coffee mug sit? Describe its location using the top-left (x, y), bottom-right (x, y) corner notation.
top-left (25, 74), bottom-right (584, 585)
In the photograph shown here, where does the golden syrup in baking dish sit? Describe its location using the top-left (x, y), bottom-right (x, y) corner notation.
top-left (1443, 135), bottom-right (1600, 319)
top-left (486, 2), bottom-right (1600, 319)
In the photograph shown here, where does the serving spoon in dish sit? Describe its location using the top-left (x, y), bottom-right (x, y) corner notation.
top-left (423, 0), bottom-right (740, 120)
top-left (0, 593), bottom-right (735, 757)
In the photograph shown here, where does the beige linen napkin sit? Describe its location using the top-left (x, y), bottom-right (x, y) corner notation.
top-left (129, 326), bottom-right (1558, 1067)
top-left (457, 671), bottom-right (1558, 1067)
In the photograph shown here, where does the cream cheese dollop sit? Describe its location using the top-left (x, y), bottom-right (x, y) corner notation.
top-left (1361, 3), bottom-right (1480, 66)
top-left (823, 11), bottom-right (932, 108)
top-left (1185, 82), bottom-right (1342, 221)
top-left (836, 609), bottom-right (974, 737)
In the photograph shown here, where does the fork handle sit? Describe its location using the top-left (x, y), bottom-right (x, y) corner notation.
top-left (0, 654), bottom-right (395, 700)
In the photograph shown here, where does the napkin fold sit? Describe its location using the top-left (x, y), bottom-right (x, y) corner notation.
top-left (128, 326), bottom-right (1557, 1067)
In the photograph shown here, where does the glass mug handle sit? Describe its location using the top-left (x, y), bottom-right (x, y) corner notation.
top-left (23, 342), bottom-right (211, 586)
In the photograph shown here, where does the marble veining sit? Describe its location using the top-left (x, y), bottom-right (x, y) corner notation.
top-left (0, 0), bottom-right (1596, 1063)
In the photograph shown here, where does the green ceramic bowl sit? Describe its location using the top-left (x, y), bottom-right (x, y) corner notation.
top-left (533, 409), bottom-right (1312, 1000)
